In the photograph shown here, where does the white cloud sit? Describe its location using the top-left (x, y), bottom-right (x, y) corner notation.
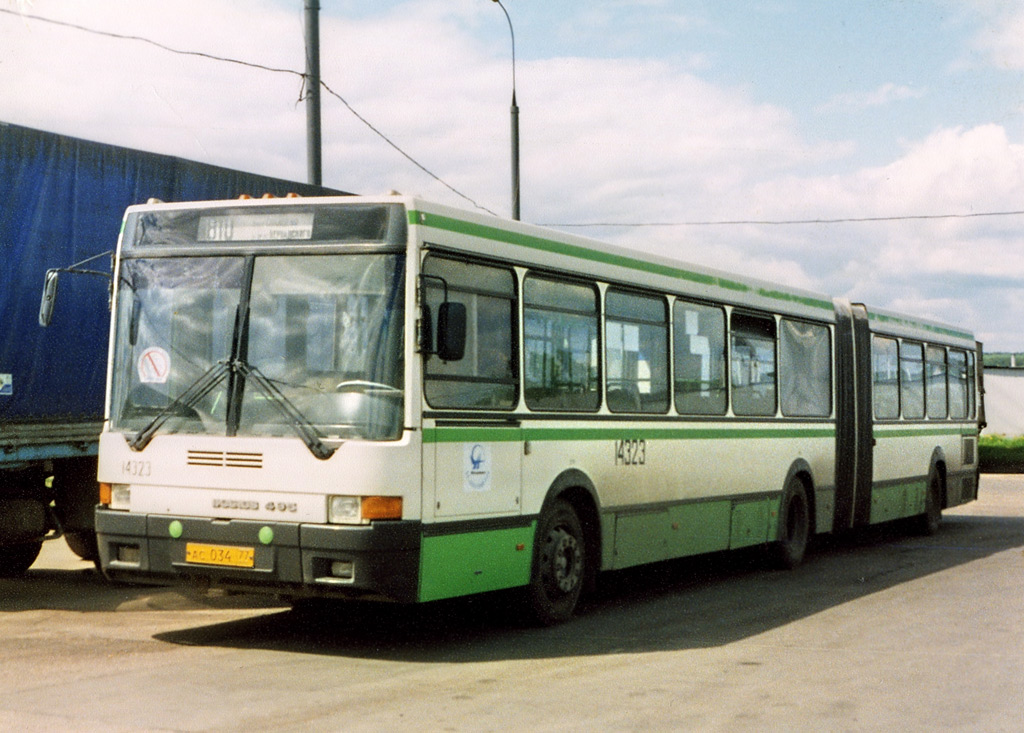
top-left (817, 83), bottom-right (926, 112)
top-left (1, 0), bottom-right (308, 172)
top-left (3, 1), bottom-right (1024, 347)
top-left (970, 4), bottom-right (1024, 69)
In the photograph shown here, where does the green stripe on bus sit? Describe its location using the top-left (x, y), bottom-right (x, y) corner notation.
top-left (874, 426), bottom-right (976, 439)
top-left (867, 311), bottom-right (973, 341)
top-left (423, 425), bottom-right (836, 444)
top-left (419, 522), bottom-right (535, 602)
top-left (410, 209), bottom-right (834, 312)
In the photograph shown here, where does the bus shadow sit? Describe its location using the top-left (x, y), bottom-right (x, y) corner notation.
top-left (0, 566), bottom-right (123, 613)
top-left (153, 513), bottom-right (1024, 661)
top-left (0, 564), bottom-right (285, 614)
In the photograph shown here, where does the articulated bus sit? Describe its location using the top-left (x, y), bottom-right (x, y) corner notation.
top-left (95, 195), bottom-right (984, 623)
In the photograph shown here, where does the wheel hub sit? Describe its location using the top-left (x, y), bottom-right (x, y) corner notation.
top-left (549, 528), bottom-right (581, 593)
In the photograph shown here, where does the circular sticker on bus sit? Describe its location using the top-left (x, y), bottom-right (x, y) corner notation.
top-left (138, 346), bottom-right (170, 384)
top-left (463, 443), bottom-right (492, 492)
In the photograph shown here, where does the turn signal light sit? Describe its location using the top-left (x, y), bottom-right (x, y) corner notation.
top-left (361, 496), bottom-right (402, 520)
top-left (99, 482), bottom-right (112, 505)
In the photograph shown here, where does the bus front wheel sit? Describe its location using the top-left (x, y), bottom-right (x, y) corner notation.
top-left (526, 499), bottom-right (586, 625)
top-left (771, 477), bottom-right (810, 570)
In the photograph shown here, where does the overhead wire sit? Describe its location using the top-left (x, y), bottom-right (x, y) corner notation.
top-left (4, 7), bottom-right (1021, 230)
top-left (0, 7), bottom-right (499, 216)
top-left (543, 209), bottom-right (1024, 228)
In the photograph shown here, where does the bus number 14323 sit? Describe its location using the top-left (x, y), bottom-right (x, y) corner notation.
top-left (614, 439), bottom-right (646, 466)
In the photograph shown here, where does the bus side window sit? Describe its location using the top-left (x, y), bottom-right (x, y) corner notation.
top-left (673, 301), bottom-right (726, 415)
top-left (523, 275), bottom-right (600, 411)
top-left (900, 341), bottom-right (925, 419)
top-left (967, 350), bottom-right (977, 418)
top-left (605, 289), bottom-right (668, 413)
top-left (731, 312), bottom-right (776, 417)
top-left (422, 255), bottom-right (517, 409)
top-left (779, 318), bottom-right (831, 418)
top-left (872, 336), bottom-right (899, 419)
top-left (926, 345), bottom-right (948, 418)
top-left (948, 349), bottom-right (968, 419)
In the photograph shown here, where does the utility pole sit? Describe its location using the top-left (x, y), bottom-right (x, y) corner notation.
top-left (304, 0), bottom-right (322, 186)
top-left (493, 0), bottom-right (519, 220)
top-left (510, 88), bottom-right (520, 221)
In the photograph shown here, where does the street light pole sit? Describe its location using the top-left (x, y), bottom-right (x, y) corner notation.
top-left (304, 0), bottom-right (322, 186)
top-left (493, 0), bottom-right (519, 220)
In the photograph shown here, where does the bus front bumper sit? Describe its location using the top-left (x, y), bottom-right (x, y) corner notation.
top-left (95, 508), bottom-right (421, 603)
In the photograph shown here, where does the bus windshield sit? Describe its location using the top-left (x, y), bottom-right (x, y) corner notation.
top-left (110, 252), bottom-right (406, 444)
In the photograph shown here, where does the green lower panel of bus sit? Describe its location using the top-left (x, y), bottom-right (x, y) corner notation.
top-left (611, 496), bottom-right (780, 570)
top-left (419, 522), bottom-right (536, 602)
top-left (870, 481), bottom-right (926, 524)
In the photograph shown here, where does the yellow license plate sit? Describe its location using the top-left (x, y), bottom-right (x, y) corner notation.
top-left (185, 542), bottom-right (255, 568)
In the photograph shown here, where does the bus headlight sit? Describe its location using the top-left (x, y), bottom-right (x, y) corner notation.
top-left (329, 496), bottom-right (360, 523)
top-left (328, 495), bottom-right (403, 524)
top-left (103, 483), bottom-right (131, 511)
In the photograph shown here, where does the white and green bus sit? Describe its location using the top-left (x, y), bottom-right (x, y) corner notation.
top-left (94, 195), bottom-right (984, 623)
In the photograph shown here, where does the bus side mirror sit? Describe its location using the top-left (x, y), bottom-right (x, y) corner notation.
top-left (38, 270), bottom-right (60, 327)
top-left (38, 250), bottom-right (115, 327)
top-left (436, 302), bottom-right (466, 362)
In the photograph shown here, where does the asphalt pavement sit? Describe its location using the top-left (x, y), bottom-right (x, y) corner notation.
top-left (1, 475), bottom-right (1022, 731)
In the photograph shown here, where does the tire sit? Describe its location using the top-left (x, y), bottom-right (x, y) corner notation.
top-left (525, 499), bottom-right (586, 625)
top-left (915, 467), bottom-right (943, 536)
top-left (771, 477), bottom-right (810, 570)
top-left (65, 530), bottom-right (100, 563)
top-left (0, 541), bottom-right (43, 577)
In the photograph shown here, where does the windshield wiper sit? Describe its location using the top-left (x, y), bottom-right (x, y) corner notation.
top-left (234, 361), bottom-right (337, 460)
top-left (127, 358), bottom-right (336, 460)
top-left (128, 360), bottom-right (231, 452)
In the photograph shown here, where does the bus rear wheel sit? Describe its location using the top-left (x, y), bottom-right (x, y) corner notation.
top-left (526, 499), bottom-right (586, 625)
top-left (914, 467), bottom-right (943, 536)
top-left (771, 478), bottom-right (810, 570)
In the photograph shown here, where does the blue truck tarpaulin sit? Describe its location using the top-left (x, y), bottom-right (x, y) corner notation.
top-left (0, 121), bottom-right (342, 426)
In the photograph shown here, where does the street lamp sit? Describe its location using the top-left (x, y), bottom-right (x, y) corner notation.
top-left (492, 0), bottom-right (520, 220)
top-left (304, 0), bottom-right (322, 186)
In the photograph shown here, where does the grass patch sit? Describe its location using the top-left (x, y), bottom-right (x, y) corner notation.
top-left (980, 434), bottom-right (1024, 473)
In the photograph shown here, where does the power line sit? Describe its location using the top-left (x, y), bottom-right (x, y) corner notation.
top-left (317, 79), bottom-right (498, 216)
top-left (6, 8), bottom-right (1021, 230)
top-left (0, 7), bottom-right (498, 216)
top-left (0, 8), bottom-right (297, 76)
top-left (544, 209), bottom-right (1024, 228)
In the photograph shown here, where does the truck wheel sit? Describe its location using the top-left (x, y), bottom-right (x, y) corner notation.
top-left (53, 457), bottom-right (99, 539)
top-left (525, 499), bottom-right (586, 625)
top-left (0, 541), bottom-right (43, 577)
top-left (65, 530), bottom-right (100, 562)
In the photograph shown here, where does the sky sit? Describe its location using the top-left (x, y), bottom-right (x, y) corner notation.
top-left (2, 0), bottom-right (1024, 349)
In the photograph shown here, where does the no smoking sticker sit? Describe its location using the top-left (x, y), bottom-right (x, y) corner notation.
top-left (138, 347), bottom-right (170, 384)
